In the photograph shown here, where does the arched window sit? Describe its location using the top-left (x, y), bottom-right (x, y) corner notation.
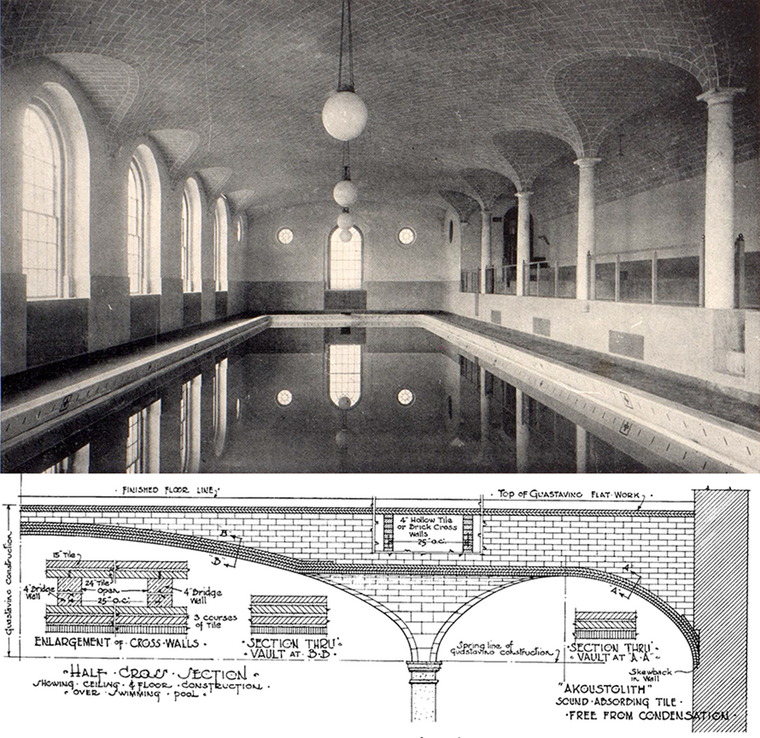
top-left (22, 105), bottom-right (63, 297)
top-left (213, 196), bottom-right (229, 291)
top-left (181, 178), bottom-right (202, 293)
top-left (127, 144), bottom-right (161, 294)
top-left (328, 226), bottom-right (362, 289)
top-left (22, 83), bottom-right (90, 299)
top-left (127, 159), bottom-right (145, 293)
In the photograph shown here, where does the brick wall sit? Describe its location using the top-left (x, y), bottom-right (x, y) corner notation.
top-left (21, 505), bottom-right (694, 621)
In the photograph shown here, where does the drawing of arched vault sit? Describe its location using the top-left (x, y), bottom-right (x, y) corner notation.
top-left (19, 490), bottom-right (747, 730)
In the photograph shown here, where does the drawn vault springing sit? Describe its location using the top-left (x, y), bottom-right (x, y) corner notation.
top-left (21, 489), bottom-right (748, 731)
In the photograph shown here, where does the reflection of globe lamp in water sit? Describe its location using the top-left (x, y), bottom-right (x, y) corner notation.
top-left (335, 429), bottom-right (350, 449)
top-left (338, 395), bottom-right (352, 411)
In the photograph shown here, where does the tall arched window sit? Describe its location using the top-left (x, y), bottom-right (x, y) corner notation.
top-left (127, 158), bottom-right (146, 293)
top-left (213, 196), bottom-right (229, 291)
top-left (181, 178), bottom-right (202, 292)
top-left (127, 144), bottom-right (161, 294)
top-left (21, 83), bottom-right (90, 300)
top-left (328, 226), bottom-right (362, 289)
top-left (22, 105), bottom-right (63, 297)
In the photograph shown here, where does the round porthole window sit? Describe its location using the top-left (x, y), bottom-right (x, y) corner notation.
top-left (276, 389), bottom-right (293, 406)
top-left (397, 227), bottom-right (416, 245)
top-left (397, 388), bottom-right (415, 406)
top-left (277, 227), bottom-right (294, 245)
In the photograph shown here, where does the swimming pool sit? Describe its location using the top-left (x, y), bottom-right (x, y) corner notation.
top-left (3, 316), bottom-right (755, 473)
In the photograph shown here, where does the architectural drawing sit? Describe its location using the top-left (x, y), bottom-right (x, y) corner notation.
top-left (574, 611), bottom-right (638, 641)
top-left (249, 596), bottom-right (329, 636)
top-left (45, 559), bottom-right (189, 635)
top-left (1, 486), bottom-right (750, 732)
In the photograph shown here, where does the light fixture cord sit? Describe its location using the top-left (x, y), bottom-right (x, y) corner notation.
top-left (342, 140), bottom-right (351, 180)
top-left (337, 0), bottom-right (355, 92)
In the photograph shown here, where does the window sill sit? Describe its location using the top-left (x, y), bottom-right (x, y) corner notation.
top-left (26, 296), bottom-right (89, 302)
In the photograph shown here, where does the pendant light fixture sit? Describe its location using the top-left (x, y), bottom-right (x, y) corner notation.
top-left (333, 140), bottom-right (358, 208)
top-left (322, 0), bottom-right (368, 141)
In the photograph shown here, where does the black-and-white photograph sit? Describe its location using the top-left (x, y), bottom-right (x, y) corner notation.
top-left (1, 0), bottom-right (758, 474)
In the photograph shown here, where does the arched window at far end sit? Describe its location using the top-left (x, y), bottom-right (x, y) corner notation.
top-left (329, 226), bottom-right (362, 290)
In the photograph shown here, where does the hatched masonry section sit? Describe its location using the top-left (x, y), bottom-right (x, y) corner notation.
top-left (22, 505), bottom-right (694, 622)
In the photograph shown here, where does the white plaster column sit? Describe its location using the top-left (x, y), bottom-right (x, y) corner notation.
top-left (516, 191), bottom-right (532, 296)
top-left (515, 388), bottom-right (529, 472)
top-left (574, 157), bottom-right (601, 301)
top-left (408, 661), bottom-right (442, 722)
top-left (697, 88), bottom-right (744, 309)
top-left (480, 207), bottom-right (491, 293)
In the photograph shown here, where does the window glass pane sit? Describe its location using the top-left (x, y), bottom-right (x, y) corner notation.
top-left (22, 106), bottom-right (62, 298)
top-left (329, 227), bottom-right (362, 289)
top-left (181, 190), bottom-right (190, 291)
top-left (213, 197), bottom-right (228, 290)
top-left (127, 159), bottom-right (145, 294)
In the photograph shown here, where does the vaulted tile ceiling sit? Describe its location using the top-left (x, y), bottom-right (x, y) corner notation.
top-left (3, 0), bottom-right (757, 214)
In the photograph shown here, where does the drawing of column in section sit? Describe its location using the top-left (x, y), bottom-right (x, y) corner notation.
top-left (407, 661), bottom-right (442, 722)
top-left (45, 560), bottom-right (189, 634)
top-left (693, 490), bottom-right (748, 733)
top-left (250, 596), bottom-right (328, 635)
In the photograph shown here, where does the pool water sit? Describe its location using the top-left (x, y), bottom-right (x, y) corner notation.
top-left (8, 327), bottom-right (658, 474)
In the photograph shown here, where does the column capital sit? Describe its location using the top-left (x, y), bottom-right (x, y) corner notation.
top-left (697, 87), bottom-right (745, 106)
top-left (516, 190), bottom-right (533, 199)
top-left (407, 661), bottom-right (442, 684)
top-left (574, 157), bottom-right (602, 169)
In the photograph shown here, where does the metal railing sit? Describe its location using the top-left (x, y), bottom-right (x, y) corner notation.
top-left (590, 244), bottom-right (700, 306)
top-left (590, 237), bottom-right (757, 308)
top-left (525, 261), bottom-right (577, 298)
top-left (460, 268), bottom-right (480, 293)
top-left (461, 237), bottom-right (758, 308)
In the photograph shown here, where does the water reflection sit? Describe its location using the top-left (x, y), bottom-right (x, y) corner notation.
top-left (126, 399), bottom-right (161, 473)
top-left (179, 374), bottom-right (202, 473)
top-left (10, 328), bottom-right (656, 474)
